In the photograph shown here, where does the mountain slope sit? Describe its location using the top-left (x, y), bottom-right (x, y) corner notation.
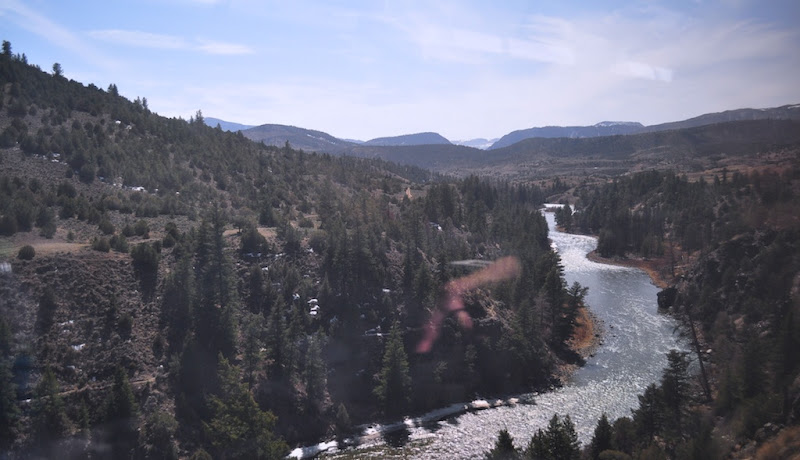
top-left (489, 104), bottom-right (800, 149)
top-left (364, 132), bottom-right (451, 146)
top-left (240, 123), bottom-right (358, 153)
top-left (490, 122), bottom-right (643, 149)
top-left (204, 117), bottom-right (254, 132)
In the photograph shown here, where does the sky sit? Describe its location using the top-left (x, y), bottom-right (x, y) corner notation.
top-left (1, 0), bottom-right (799, 141)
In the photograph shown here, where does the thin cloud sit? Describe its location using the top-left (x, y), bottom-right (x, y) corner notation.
top-left (196, 39), bottom-right (254, 55)
top-left (0, 0), bottom-right (116, 69)
top-left (88, 29), bottom-right (254, 55)
top-left (88, 30), bottom-right (187, 50)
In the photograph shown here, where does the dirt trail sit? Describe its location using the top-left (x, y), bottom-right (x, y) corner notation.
top-left (20, 375), bottom-right (157, 404)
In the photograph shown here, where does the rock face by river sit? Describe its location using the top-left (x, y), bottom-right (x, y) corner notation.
top-left (300, 210), bottom-right (685, 459)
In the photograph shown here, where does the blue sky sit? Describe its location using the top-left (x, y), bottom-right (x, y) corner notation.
top-left (1, 0), bottom-right (798, 141)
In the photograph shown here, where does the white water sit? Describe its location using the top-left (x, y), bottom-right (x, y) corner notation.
top-left (308, 210), bottom-right (684, 458)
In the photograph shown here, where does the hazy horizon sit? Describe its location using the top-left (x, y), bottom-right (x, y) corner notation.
top-left (2, 0), bottom-right (799, 141)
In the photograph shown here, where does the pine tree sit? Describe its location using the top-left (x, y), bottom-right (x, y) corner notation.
top-left (374, 321), bottom-right (412, 416)
top-left (660, 350), bottom-right (690, 432)
top-left (203, 356), bottom-right (287, 459)
top-left (103, 366), bottom-right (139, 459)
top-left (303, 333), bottom-right (327, 414)
top-left (0, 360), bottom-right (19, 450)
top-left (31, 366), bottom-right (71, 448)
top-left (590, 413), bottom-right (613, 459)
top-left (632, 383), bottom-right (663, 440)
top-left (527, 414), bottom-right (580, 460)
top-left (486, 429), bottom-right (520, 459)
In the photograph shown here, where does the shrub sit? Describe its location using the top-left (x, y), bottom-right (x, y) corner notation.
top-left (240, 225), bottom-right (267, 254)
top-left (118, 313), bottom-right (133, 338)
top-left (39, 221), bottom-right (56, 239)
top-left (99, 218), bottom-right (115, 235)
top-left (17, 245), bottom-right (35, 260)
top-left (134, 220), bottom-right (149, 238)
top-left (162, 233), bottom-right (176, 248)
top-left (110, 234), bottom-right (129, 253)
top-left (78, 164), bottom-right (95, 184)
top-left (0, 215), bottom-right (17, 236)
top-left (92, 237), bottom-right (111, 252)
top-left (131, 243), bottom-right (159, 271)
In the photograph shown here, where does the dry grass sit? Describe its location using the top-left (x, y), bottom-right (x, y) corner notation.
top-left (0, 232), bottom-right (88, 259)
top-left (570, 307), bottom-right (596, 352)
top-left (755, 426), bottom-right (800, 460)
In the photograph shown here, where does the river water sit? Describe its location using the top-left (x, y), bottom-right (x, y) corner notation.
top-left (308, 210), bottom-right (684, 459)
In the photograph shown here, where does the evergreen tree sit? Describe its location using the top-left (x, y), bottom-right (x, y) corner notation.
top-left (334, 403), bottom-right (352, 445)
top-left (0, 360), bottom-right (19, 451)
top-left (203, 356), bottom-right (287, 459)
top-left (303, 333), bottom-right (327, 414)
top-left (194, 208), bottom-right (238, 359)
top-left (486, 428), bottom-right (520, 459)
top-left (103, 366), bottom-right (139, 459)
top-left (31, 367), bottom-right (71, 449)
top-left (374, 321), bottom-right (412, 416)
top-left (631, 384), bottom-right (663, 440)
top-left (590, 413), bottom-right (613, 459)
top-left (527, 414), bottom-right (580, 460)
top-left (660, 350), bottom-right (690, 432)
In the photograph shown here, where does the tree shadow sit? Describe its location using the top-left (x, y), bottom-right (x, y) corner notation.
top-left (382, 427), bottom-right (410, 448)
top-left (134, 265), bottom-right (157, 302)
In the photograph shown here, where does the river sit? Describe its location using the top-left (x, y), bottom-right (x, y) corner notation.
top-left (299, 209), bottom-right (684, 458)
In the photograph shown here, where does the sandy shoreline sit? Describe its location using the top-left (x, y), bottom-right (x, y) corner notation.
top-left (585, 250), bottom-right (673, 289)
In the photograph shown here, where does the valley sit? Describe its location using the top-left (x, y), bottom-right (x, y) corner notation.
top-left (1, 39), bottom-right (800, 460)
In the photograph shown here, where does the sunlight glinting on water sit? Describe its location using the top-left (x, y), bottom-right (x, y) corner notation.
top-left (320, 209), bottom-right (686, 459)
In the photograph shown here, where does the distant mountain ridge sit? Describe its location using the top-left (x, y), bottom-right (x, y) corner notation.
top-left (489, 104), bottom-right (800, 149)
top-left (489, 122), bottom-right (644, 149)
top-left (222, 103), bottom-right (800, 161)
top-left (204, 117), bottom-right (254, 132)
top-left (453, 138), bottom-right (499, 150)
top-left (364, 132), bottom-right (450, 146)
top-left (240, 124), bottom-right (358, 153)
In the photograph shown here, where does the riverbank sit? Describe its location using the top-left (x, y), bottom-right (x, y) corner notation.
top-left (585, 250), bottom-right (673, 289)
top-left (555, 305), bottom-right (604, 383)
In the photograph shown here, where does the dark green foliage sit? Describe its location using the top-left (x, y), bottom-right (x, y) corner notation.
top-left (36, 288), bottom-right (58, 332)
top-left (0, 360), bottom-right (20, 450)
top-left (486, 429), bottom-right (521, 459)
top-left (554, 204), bottom-right (573, 232)
top-left (117, 312), bottom-right (133, 338)
top-left (134, 219), bottom-right (150, 238)
top-left (660, 350), bottom-right (690, 432)
top-left (203, 356), bottom-right (287, 459)
top-left (17, 244), bottom-right (35, 260)
top-left (303, 333), bottom-right (327, 414)
top-left (103, 366), bottom-right (139, 458)
top-left (0, 214), bottom-right (17, 236)
top-left (590, 413), bottom-right (614, 459)
top-left (527, 414), bottom-right (580, 460)
top-left (31, 367), bottom-right (71, 446)
top-left (374, 322), bottom-right (412, 416)
top-left (631, 383), bottom-right (663, 441)
top-left (240, 223), bottom-right (267, 254)
top-left (131, 242), bottom-right (159, 270)
top-left (334, 403), bottom-right (352, 443)
top-left (110, 233), bottom-right (129, 252)
top-left (98, 218), bottom-right (115, 235)
top-left (92, 236), bottom-right (111, 252)
top-left (0, 317), bottom-right (10, 358)
top-left (140, 411), bottom-right (179, 460)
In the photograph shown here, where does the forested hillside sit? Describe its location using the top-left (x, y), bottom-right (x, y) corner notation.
top-left (0, 42), bottom-right (588, 459)
top-left (544, 166), bottom-right (800, 458)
